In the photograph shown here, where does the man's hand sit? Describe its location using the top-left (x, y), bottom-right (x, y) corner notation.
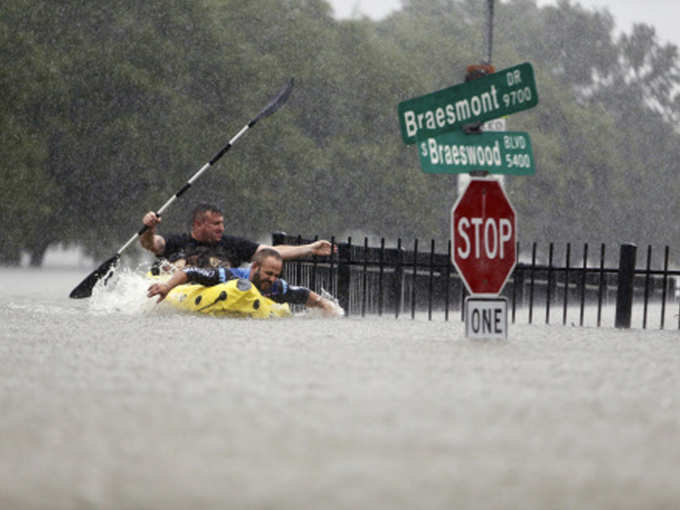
top-left (307, 290), bottom-right (343, 317)
top-left (318, 297), bottom-right (343, 317)
top-left (140, 211), bottom-right (166, 254)
top-left (264, 240), bottom-right (337, 261)
top-left (147, 282), bottom-right (170, 303)
top-left (146, 271), bottom-right (187, 302)
top-left (309, 240), bottom-right (337, 257)
top-left (143, 211), bottom-right (161, 229)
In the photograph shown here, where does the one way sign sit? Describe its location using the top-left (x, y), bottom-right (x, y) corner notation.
top-left (465, 297), bottom-right (508, 339)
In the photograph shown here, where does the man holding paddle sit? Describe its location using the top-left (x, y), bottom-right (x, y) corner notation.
top-left (68, 79), bottom-right (298, 300)
top-left (141, 203), bottom-right (335, 269)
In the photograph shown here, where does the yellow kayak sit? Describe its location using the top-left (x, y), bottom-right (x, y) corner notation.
top-left (163, 278), bottom-right (292, 319)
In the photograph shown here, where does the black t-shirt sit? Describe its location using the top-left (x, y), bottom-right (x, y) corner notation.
top-left (161, 233), bottom-right (259, 268)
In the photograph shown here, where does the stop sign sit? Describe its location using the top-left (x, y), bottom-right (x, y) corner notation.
top-left (451, 178), bottom-right (517, 295)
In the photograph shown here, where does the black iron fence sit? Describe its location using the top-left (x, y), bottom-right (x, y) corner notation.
top-left (272, 233), bottom-right (680, 330)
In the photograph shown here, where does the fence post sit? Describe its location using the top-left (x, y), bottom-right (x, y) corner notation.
top-left (393, 240), bottom-right (404, 318)
top-left (615, 243), bottom-right (637, 329)
top-left (337, 242), bottom-right (352, 317)
top-left (513, 267), bottom-right (524, 308)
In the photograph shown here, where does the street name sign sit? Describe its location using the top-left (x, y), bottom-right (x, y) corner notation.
top-left (398, 62), bottom-right (538, 144)
top-left (465, 297), bottom-right (508, 339)
top-left (417, 130), bottom-right (534, 174)
top-left (451, 178), bottom-right (517, 295)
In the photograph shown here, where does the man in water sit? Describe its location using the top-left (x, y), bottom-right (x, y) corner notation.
top-left (146, 248), bottom-right (341, 316)
top-left (140, 203), bottom-right (335, 268)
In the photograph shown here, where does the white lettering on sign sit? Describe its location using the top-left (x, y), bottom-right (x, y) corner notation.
top-left (404, 110), bottom-right (417, 137)
top-left (456, 217), bottom-right (513, 260)
top-left (506, 70), bottom-right (522, 86)
top-left (503, 134), bottom-right (526, 150)
top-left (423, 139), bottom-right (502, 167)
top-left (502, 87), bottom-right (533, 108)
top-left (435, 107), bottom-right (446, 127)
top-left (402, 86), bottom-right (500, 138)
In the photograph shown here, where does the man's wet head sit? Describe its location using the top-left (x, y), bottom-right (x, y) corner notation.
top-left (250, 248), bottom-right (283, 293)
top-left (191, 203), bottom-right (224, 243)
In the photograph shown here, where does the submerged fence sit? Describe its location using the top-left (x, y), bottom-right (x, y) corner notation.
top-left (273, 233), bottom-right (680, 330)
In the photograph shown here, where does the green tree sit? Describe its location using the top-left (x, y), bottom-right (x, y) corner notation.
top-left (4, 0), bottom-right (680, 267)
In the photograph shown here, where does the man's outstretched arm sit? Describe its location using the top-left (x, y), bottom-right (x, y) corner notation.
top-left (147, 267), bottom-right (231, 302)
top-left (147, 270), bottom-right (188, 302)
top-left (257, 240), bottom-right (336, 260)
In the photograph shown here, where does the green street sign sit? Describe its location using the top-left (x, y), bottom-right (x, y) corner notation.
top-left (398, 62), bottom-right (538, 145)
top-left (417, 131), bottom-right (535, 175)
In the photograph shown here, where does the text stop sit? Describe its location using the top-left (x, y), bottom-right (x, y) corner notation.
top-left (456, 217), bottom-right (513, 259)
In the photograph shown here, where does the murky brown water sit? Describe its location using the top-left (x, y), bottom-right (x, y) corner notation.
top-left (1, 267), bottom-right (679, 509)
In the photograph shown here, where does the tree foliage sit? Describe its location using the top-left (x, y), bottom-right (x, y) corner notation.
top-left (2, 0), bottom-right (680, 266)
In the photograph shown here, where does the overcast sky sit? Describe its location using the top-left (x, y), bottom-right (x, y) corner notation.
top-left (329, 0), bottom-right (680, 49)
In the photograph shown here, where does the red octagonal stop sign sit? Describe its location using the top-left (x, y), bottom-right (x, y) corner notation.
top-left (451, 178), bottom-right (516, 295)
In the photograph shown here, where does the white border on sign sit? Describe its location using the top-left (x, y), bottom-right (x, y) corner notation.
top-left (464, 297), bottom-right (508, 340)
top-left (450, 177), bottom-right (517, 297)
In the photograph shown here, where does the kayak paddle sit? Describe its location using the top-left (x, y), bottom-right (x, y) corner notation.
top-left (69, 78), bottom-right (295, 299)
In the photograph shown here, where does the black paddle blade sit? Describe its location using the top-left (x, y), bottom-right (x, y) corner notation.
top-left (69, 254), bottom-right (120, 299)
top-left (252, 78), bottom-right (294, 125)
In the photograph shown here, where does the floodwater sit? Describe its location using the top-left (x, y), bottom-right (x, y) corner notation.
top-left (1, 267), bottom-right (679, 509)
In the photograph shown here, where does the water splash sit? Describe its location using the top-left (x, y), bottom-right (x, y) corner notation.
top-left (320, 287), bottom-right (345, 317)
top-left (88, 265), bottom-right (159, 315)
top-left (296, 287), bottom-right (345, 318)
